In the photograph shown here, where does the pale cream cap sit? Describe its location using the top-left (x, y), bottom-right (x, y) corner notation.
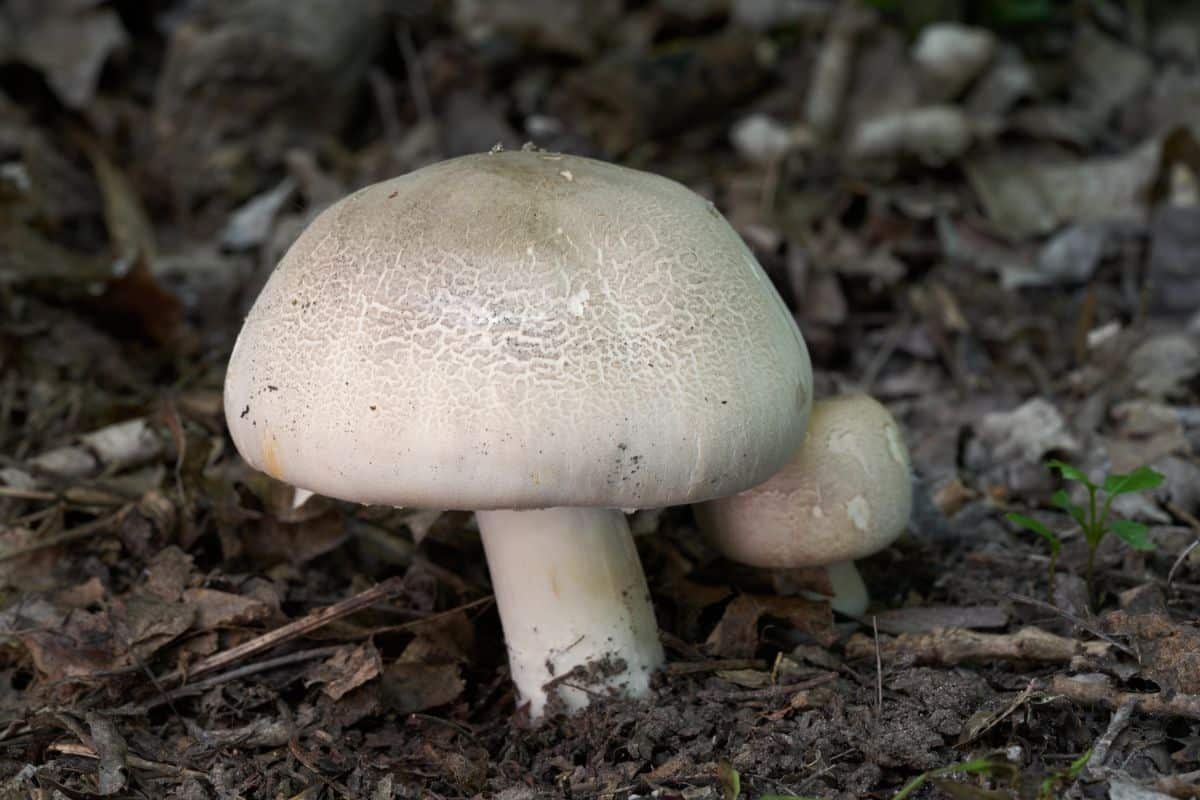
top-left (225, 151), bottom-right (812, 510)
top-left (696, 394), bottom-right (912, 566)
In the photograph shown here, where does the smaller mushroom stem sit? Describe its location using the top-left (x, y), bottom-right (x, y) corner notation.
top-left (826, 560), bottom-right (869, 616)
top-left (476, 507), bottom-right (664, 719)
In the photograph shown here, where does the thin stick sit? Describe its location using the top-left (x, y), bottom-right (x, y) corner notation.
top-left (160, 576), bottom-right (405, 686)
top-left (139, 645), bottom-right (344, 711)
top-left (0, 485), bottom-right (126, 506)
top-left (1081, 700), bottom-right (1135, 782)
top-left (873, 615), bottom-right (883, 713)
top-left (665, 659), bottom-right (767, 676)
top-left (0, 486), bottom-right (56, 502)
top-left (1047, 675), bottom-right (1200, 719)
top-left (0, 504), bottom-right (133, 562)
top-left (48, 740), bottom-right (208, 779)
top-left (1166, 538), bottom-right (1199, 588)
top-left (1006, 593), bottom-right (1135, 656)
top-left (860, 319), bottom-right (909, 393)
top-left (1166, 500), bottom-right (1200, 534)
top-left (697, 672), bottom-right (836, 701)
top-left (358, 594), bottom-right (493, 636)
top-left (397, 24), bottom-right (433, 126)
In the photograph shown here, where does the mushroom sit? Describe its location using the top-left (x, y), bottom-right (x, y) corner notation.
top-left (224, 149), bottom-right (813, 718)
top-left (694, 394), bottom-right (912, 616)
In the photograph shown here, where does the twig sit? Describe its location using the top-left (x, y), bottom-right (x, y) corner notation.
top-left (0, 484), bottom-right (127, 506)
top-left (135, 645), bottom-right (343, 711)
top-left (48, 740), bottom-right (208, 779)
top-left (697, 671), bottom-right (836, 701)
top-left (958, 678), bottom-right (1038, 746)
top-left (396, 24), bottom-right (433, 126)
top-left (1167, 538), bottom-right (1199, 588)
top-left (358, 594), bottom-right (493, 636)
top-left (1047, 675), bottom-right (1200, 720)
top-left (159, 576), bottom-right (405, 686)
top-left (0, 504), bottom-right (133, 562)
top-left (665, 659), bottom-right (767, 676)
top-left (1007, 593), bottom-right (1135, 656)
top-left (1166, 500), bottom-right (1200, 534)
top-left (873, 615), bottom-right (883, 713)
top-left (289, 738), bottom-right (356, 800)
top-left (0, 486), bottom-right (57, 502)
top-left (846, 626), bottom-right (1113, 666)
top-left (368, 69), bottom-right (403, 147)
top-left (860, 319), bottom-right (909, 394)
top-left (1081, 700), bottom-right (1135, 782)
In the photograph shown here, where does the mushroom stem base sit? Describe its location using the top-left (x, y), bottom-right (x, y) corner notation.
top-left (825, 560), bottom-right (869, 616)
top-left (476, 507), bottom-right (664, 719)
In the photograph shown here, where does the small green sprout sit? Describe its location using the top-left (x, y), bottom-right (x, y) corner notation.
top-left (1037, 748), bottom-right (1092, 799)
top-left (888, 749), bottom-right (1091, 800)
top-left (893, 755), bottom-right (1015, 799)
top-left (1007, 459), bottom-right (1162, 605)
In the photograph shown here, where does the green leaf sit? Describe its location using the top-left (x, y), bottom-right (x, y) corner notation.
top-left (1065, 748), bottom-right (1093, 778)
top-left (1047, 459), bottom-right (1094, 488)
top-left (1110, 520), bottom-right (1156, 551)
top-left (1102, 466), bottom-right (1165, 497)
top-left (1050, 490), bottom-right (1086, 526)
top-left (1006, 513), bottom-right (1061, 555)
top-left (1039, 748), bottom-right (1093, 799)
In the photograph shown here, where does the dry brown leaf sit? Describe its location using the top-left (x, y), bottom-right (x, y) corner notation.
top-left (117, 595), bottom-right (194, 658)
top-left (144, 546), bottom-right (195, 602)
top-left (306, 642), bottom-right (382, 701)
top-left (1104, 609), bottom-right (1200, 694)
top-left (85, 713), bottom-right (128, 796)
top-left (873, 605), bottom-right (1008, 635)
top-left (182, 588), bottom-right (270, 630)
top-left (380, 662), bottom-right (464, 715)
top-left (12, 7), bottom-right (128, 109)
top-left (965, 136), bottom-right (1162, 239)
top-left (244, 511), bottom-right (349, 565)
top-left (706, 594), bottom-right (835, 658)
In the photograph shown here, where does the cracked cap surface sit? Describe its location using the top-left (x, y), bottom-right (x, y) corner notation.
top-left (224, 150), bottom-right (812, 510)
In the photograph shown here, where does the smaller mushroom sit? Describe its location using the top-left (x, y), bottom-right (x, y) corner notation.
top-left (694, 394), bottom-right (912, 615)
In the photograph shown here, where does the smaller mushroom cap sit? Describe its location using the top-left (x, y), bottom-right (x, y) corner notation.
top-left (696, 394), bottom-right (912, 567)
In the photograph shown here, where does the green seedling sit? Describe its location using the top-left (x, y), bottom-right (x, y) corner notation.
top-left (893, 755), bottom-right (1015, 799)
top-left (1007, 460), bottom-right (1162, 606)
top-left (899, 749), bottom-right (1092, 800)
top-left (1036, 748), bottom-right (1091, 799)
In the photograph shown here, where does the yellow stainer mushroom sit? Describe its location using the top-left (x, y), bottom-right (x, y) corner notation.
top-left (695, 394), bottom-right (912, 616)
top-left (224, 149), bottom-right (813, 719)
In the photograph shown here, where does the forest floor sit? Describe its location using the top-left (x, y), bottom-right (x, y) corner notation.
top-left (1, 1), bottom-right (1199, 798)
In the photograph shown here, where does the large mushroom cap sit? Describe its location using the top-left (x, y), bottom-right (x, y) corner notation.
top-left (225, 150), bottom-right (812, 510)
top-left (696, 394), bottom-right (912, 567)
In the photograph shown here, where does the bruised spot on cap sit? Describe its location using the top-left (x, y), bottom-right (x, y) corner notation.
top-left (884, 423), bottom-right (907, 466)
top-left (261, 430), bottom-right (283, 479)
top-left (847, 495), bottom-right (871, 532)
top-left (827, 427), bottom-right (868, 472)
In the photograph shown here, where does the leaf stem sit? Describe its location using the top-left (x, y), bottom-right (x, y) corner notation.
top-left (1085, 544), bottom-right (1097, 610)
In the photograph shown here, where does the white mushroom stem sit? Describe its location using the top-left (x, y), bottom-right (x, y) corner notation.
top-left (292, 487), bottom-right (315, 509)
top-left (476, 507), bottom-right (664, 719)
top-left (825, 560), bottom-right (868, 617)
